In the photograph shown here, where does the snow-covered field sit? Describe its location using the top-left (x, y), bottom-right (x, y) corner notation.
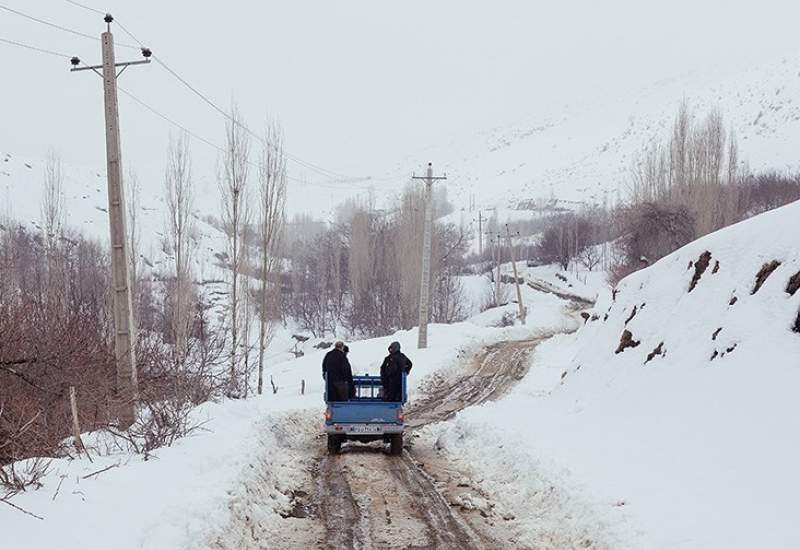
top-left (430, 200), bottom-right (800, 549)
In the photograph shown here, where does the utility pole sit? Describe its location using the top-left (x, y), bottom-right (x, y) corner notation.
top-left (486, 232), bottom-right (501, 305)
top-left (505, 225), bottom-right (526, 324)
top-left (412, 162), bottom-right (446, 349)
top-left (70, 14), bottom-right (151, 429)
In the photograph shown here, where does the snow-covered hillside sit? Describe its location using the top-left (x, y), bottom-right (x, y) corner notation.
top-left (1, 150), bottom-right (226, 272)
top-left (431, 200), bottom-right (800, 549)
top-left (389, 51), bottom-right (800, 216)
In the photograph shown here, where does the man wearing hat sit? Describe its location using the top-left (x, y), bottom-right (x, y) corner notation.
top-left (322, 341), bottom-right (354, 401)
top-left (380, 341), bottom-right (413, 402)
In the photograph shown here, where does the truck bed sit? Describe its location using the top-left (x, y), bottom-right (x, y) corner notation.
top-left (324, 375), bottom-right (406, 437)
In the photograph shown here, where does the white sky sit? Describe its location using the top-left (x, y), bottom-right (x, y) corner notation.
top-left (2, 0), bottom-right (800, 214)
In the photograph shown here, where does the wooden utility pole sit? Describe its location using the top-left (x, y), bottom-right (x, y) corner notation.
top-left (71, 14), bottom-right (151, 429)
top-left (505, 225), bottom-right (526, 324)
top-left (412, 162), bottom-right (446, 349)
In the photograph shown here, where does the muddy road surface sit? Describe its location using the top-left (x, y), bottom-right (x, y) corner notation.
top-left (314, 335), bottom-right (551, 549)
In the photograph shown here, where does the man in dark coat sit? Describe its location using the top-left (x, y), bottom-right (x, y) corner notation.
top-left (322, 341), bottom-right (353, 401)
top-left (380, 341), bottom-right (412, 402)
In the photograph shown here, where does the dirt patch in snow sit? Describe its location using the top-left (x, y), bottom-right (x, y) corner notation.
top-left (624, 305), bottom-right (638, 326)
top-left (689, 251), bottom-right (712, 292)
top-left (615, 330), bottom-right (640, 354)
top-left (786, 271), bottom-right (800, 296)
top-left (752, 260), bottom-right (781, 294)
top-left (645, 342), bottom-right (665, 364)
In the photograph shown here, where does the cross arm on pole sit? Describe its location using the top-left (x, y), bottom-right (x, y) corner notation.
top-left (70, 58), bottom-right (151, 73)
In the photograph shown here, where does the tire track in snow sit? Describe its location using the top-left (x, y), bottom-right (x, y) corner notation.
top-left (316, 292), bottom-right (591, 548)
top-left (316, 337), bottom-right (548, 549)
top-left (317, 456), bottom-right (366, 549)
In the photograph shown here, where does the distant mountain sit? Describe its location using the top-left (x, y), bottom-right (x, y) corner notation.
top-left (388, 50), bottom-right (800, 217)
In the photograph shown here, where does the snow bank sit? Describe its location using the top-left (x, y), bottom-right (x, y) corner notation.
top-left (434, 201), bottom-right (800, 549)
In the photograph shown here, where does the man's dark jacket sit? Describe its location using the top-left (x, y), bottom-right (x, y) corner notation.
top-left (322, 348), bottom-right (353, 401)
top-left (380, 351), bottom-right (412, 402)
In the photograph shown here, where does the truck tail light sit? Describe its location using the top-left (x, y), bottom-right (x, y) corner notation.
top-left (397, 408), bottom-right (404, 422)
top-left (325, 408), bottom-right (332, 421)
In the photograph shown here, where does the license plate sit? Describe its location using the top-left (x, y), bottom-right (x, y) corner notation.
top-left (350, 424), bottom-right (381, 433)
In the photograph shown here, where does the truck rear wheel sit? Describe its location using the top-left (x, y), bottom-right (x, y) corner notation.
top-left (327, 434), bottom-right (341, 455)
top-left (389, 433), bottom-right (403, 456)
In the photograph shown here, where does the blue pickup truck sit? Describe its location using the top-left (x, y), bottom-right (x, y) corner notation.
top-left (324, 374), bottom-right (406, 455)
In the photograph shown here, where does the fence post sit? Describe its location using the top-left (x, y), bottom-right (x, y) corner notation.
top-left (69, 386), bottom-right (92, 462)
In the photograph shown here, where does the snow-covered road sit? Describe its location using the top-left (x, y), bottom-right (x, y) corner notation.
top-left (219, 322), bottom-right (605, 549)
top-left (314, 336), bottom-right (550, 549)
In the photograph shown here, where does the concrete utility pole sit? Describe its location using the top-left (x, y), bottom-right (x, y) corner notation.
top-left (505, 224), bottom-right (526, 324)
top-left (412, 162), bottom-right (446, 349)
top-left (71, 14), bottom-right (151, 429)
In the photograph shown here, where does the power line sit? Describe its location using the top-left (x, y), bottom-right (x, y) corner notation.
top-left (115, 19), bottom-right (145, 49)
top-left (64, 0), bottom-right (104, 16)
top-left (117, 85), bottom-right (227, 156)
top-left (0, 2), bottom-right (138, 49)
top-left (62, 0), bottom-right (352, 181)
top-left (0, 13), bottom-right (372, 195)
top-left (152, 56), bottom-right (347, 180)
top-left (116, 85), bottom-right (370, 191)
top-left (62, 1), bottom-right (373, 190)
top-left (65, 0), bottom-right (146, 47)
top-left (0, 36), bottom-right (72, 58)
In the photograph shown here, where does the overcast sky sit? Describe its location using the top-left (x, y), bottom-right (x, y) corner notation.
top-left (2, 0), bottom-right (800, 213)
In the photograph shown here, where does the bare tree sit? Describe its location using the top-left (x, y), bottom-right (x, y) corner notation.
top-left (256, 123), bottom-right (287, 395)
top-left (397, 184), bottom-right (424, 328)
top-left (631, 102), bottom-right (743, 241)
top-left (239, 198), bottom-right (254, 397)
top-left (40, 151), bottom-right (65, 307)
top-left (580, 245), bottom-right (602, 271)
top-left (219, 105), bottom-right (250, 396)
top-left (165, 133), bottom-right (196, 370)
top-left (41, 151), bottom-right (64, 254)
